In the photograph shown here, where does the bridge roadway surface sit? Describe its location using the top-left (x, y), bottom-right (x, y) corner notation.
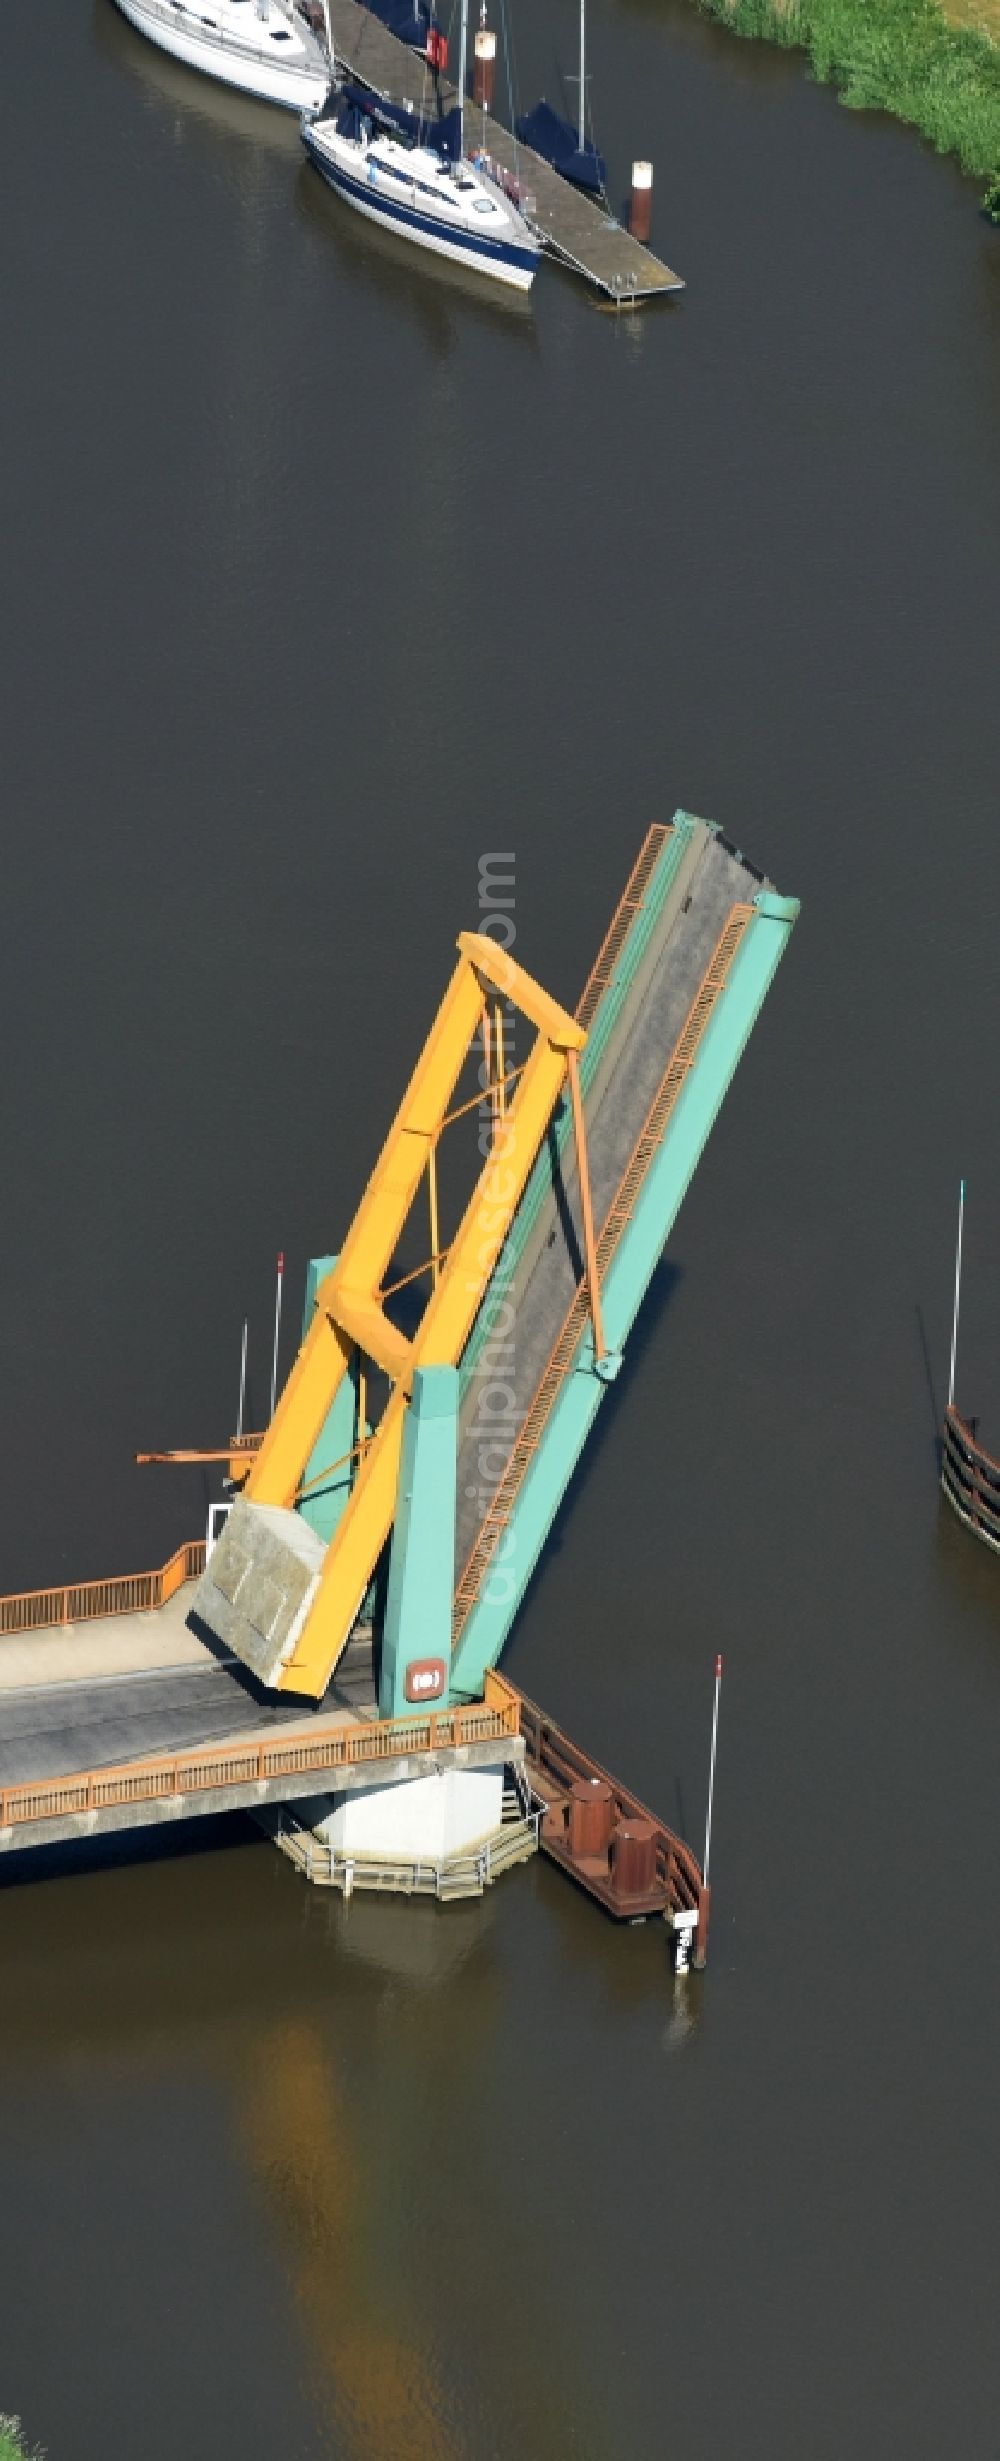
top-left (0, 1604), bottom-right (376, 1789)
top-left (453, 826), bottom-right (761, 1590)
top-left (326, 0), bottom-right (683, 301)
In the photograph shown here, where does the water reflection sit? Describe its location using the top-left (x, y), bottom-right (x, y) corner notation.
top-left (238, 2020), bottom-right (464, 2461)
top-left (0, 1842), bottom-right (631, 2459)
top-left (91, 0), bottom-right (302, 159)
top-left (932, 1491), bottom-right (1000, 1649)
top-left (662, 1969), bottom-right (702, 2055)
top-left (93, 0), bottom-right (538, 354)
top-left (294, 163), bottom-right (540, 346)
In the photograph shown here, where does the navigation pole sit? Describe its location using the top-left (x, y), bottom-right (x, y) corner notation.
top-left (270, 1252), bottom-right (284, 1421)
top-left (948, 1177), bottom-right (965, 1411)
top-left (703, 1653), bottom-right (723, 1892)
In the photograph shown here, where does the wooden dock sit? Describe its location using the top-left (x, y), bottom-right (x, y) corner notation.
top-left (326, 0), bottom-right (684, 303)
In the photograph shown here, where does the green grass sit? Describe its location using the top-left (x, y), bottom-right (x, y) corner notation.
top-left (0, 2417), bottom-right (45, 2461)
top-left (697, 0), bottom-right (1000, 182)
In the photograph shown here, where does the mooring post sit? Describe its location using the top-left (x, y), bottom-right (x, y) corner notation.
top-left (629, 161), bottom-right (653, 244)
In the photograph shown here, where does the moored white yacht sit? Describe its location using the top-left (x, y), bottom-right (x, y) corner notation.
top-left (109, 0), bottom-right (331, 113)
top-left (302, 85), bottom-right (541, 292)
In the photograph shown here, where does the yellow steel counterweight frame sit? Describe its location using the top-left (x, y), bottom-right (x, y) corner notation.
top-left (245, 931), bottom-right (585, 1695)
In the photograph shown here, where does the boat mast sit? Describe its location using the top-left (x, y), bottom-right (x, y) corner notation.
top-left (321, 0), bottom-right (335, 76)
top-left (458, 0), bottom-right (468, 161)
top-left (578, 0), bottom-right (585, 152)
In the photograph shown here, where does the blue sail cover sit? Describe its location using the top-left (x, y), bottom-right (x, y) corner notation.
top-left (340, 82), bottom-right (429, 138)
top-left (429, 104), bottom-right (461, 160)
top-left (338, 82), bottom-right (461, 157)
top-left (515, 100), bottom-right (605, 196)
top-left (361, 0), bottom-right (435, 50)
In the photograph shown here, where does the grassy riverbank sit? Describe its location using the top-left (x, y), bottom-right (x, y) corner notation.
top-left (697, 0), bottom-right (1000, 193)
top-left (0, 2419), bottom-right (44, 2461)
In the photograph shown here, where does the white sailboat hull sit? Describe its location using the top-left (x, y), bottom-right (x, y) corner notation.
top-left (303, 121), bottom-right (540, 292)
top-left (110, 0), bottom-right (330, 113)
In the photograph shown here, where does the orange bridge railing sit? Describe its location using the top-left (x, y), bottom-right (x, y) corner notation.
top-left (0, 1670), bottom-right (519, 1835)
top-left (0, 1540), bottom-right (207, 1638)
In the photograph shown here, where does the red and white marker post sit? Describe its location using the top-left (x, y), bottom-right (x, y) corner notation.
top-left (703, 1651), bottom-right (723, 1892)
top-left (674, 1651), bottom-right (725, 1976)
top-left (691, 1652), bottom-right (723, 1970)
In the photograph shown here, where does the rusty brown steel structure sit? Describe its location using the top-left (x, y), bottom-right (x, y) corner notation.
top-left (941, 1405), bottom-right (1000, 1554)
top-left (491, 1672), bottom-right (710, 1962)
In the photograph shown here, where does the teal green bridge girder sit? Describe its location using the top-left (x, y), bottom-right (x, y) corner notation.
top-left (449, 862), bottom-right (799, 1700)
top-left (380, 1366), bottom-right (458, 1718)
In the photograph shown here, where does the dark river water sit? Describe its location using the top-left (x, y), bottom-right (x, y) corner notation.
top-left (2, 2), bottom-right (999, 2454)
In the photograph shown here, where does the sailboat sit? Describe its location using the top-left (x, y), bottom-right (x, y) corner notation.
top-left (516, 0), bottom-right (605, 196)
top-left (109, 0), bottom-right (332, 114)
top-left (301, 3), bottom-right (540, 291)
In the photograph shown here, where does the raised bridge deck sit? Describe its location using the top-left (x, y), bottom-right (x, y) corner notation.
top-left (326, 0), bottom-right (683, 304)
top-left (452, 818), bottom-right (768, 1658)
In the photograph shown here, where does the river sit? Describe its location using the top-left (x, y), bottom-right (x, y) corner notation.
top-left (1, 2), bottom-right (999, 2455)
